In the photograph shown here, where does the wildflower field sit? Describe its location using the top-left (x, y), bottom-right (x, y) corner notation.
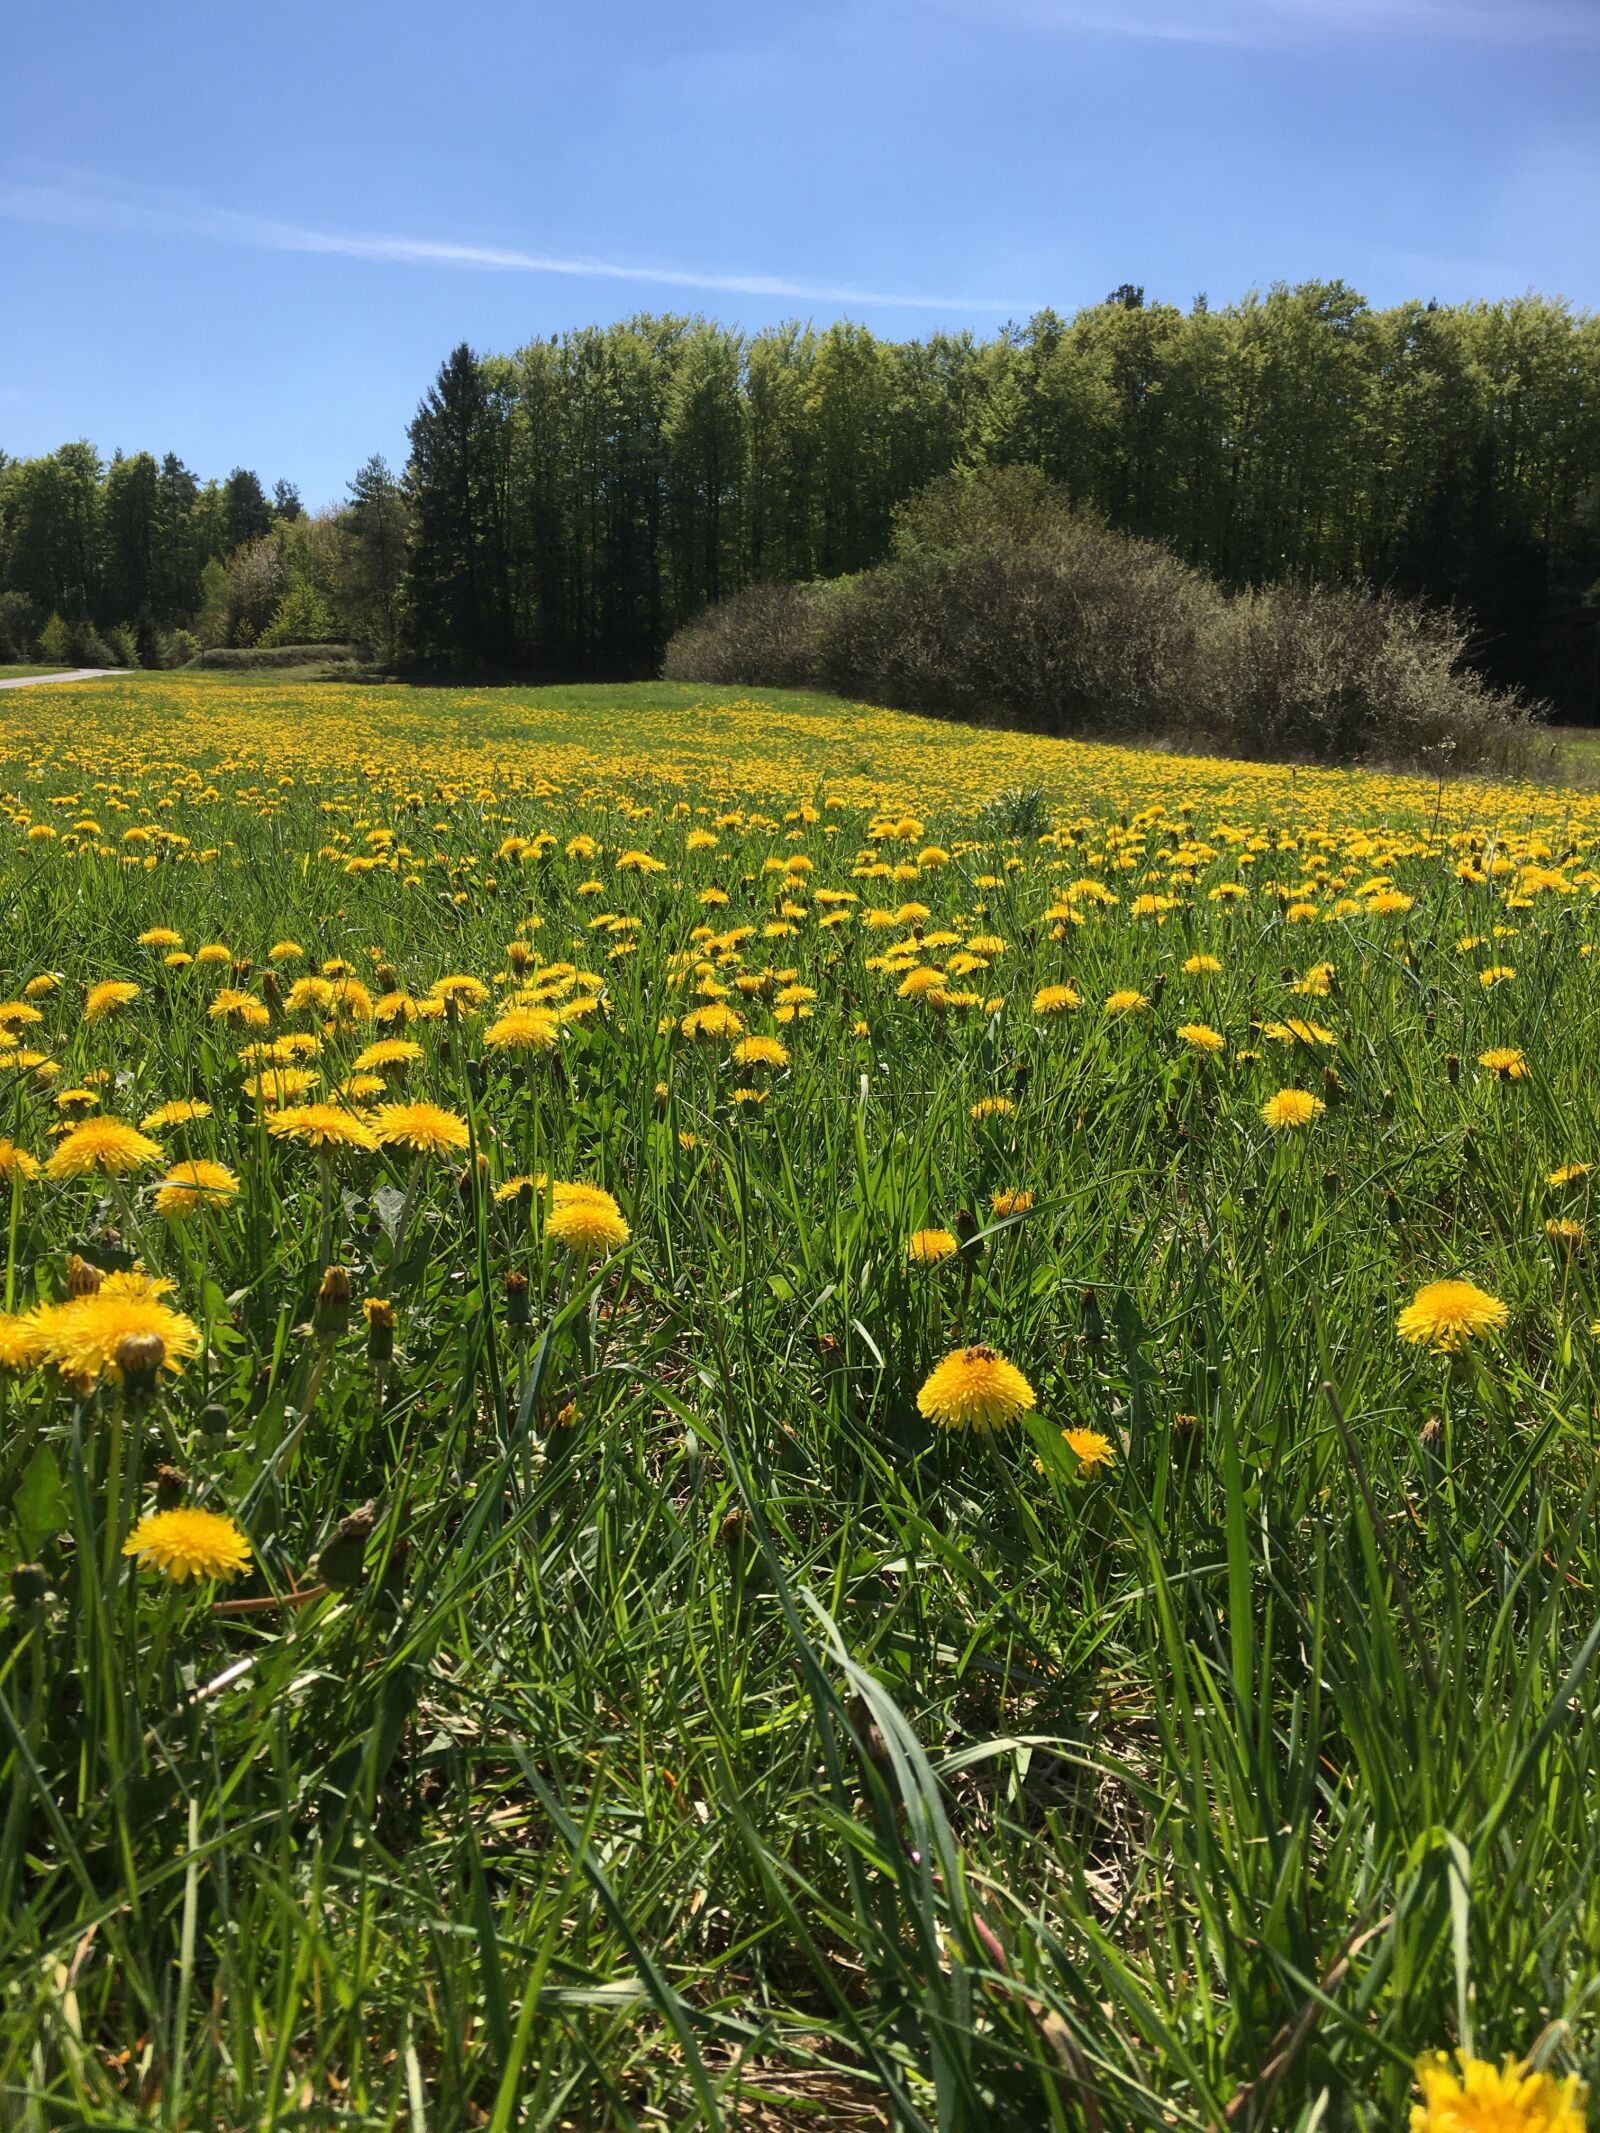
top-left (2, 672), bottom-right (1599, 2131)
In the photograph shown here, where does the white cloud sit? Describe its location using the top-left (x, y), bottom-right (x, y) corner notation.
top-left (0, 175), bottom-right (1027, 315)
top-left (930, 0), bottom-right (1597, 46)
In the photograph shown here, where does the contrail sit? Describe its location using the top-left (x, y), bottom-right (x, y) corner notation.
top-left (0, 177), bottom-right (1030, 315)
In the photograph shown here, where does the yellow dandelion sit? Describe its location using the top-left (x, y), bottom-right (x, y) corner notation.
top-left (83, 979), bottom-right (140, 1022)
top-left (680, 1003), bottom-right (745, 1041)
top-left (0, 1312), bottom-right (44, 1375)
top-left (1105, 989), bottom-right (1148, 1015)
top-left (1410, 2051), bottom-right (1586, 2133)
top-left (156, 1161), bottom-right (241, 1218)
top-left (266, 1104), bottom-right (379, 1153)
top-left (992, 1188), bottom-right (1034, 1216)
top-left (0, 1140), bottom-right (40, 1181)
top-left (1177, 1023), bottom-right (1225, 1053)
top-left (732, 1034), bottom-right (790, 1071)
top-left (140, 1100), bottom-right (213, 1131)
top-left (1261, 1089), bottom-right (1323, 1131)
top-left (545, 1182), bottom-right (630, 1258)
top-left (1062, 1427), bottom-right (1115, 1475)
top-left (1479, 1048), bottom-right (1528, 1081)
top-left (917, 1345), bottom-right (1036, 1433)
top-left (46, 1116), bottom-right (164, 1180)
top-left (1032, 983), bottom-right (1080, 1014)
top-left (372, 1102), bottom-right (470, 1157)
top-left (123, 1505), bottom-right (252, 1585)
top-left (907, 1228), bottom-right (958, 1265)
top-left (484, 1006), bottom-right (560, 1053)
top-left (1397, 1279), bottom-right (1509, 1352)
top-left (32, 1290), bottom-right (202, 1381)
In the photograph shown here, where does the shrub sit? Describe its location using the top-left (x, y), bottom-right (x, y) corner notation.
top-left (661, 580), bottom-right (821, 687)
top-left (160, 628), bottom-right (201, 669)
top-left (35, 612), bottom-right (70, 664)
top-left (63, 617), bottom-right (116, 668)
top-left (103, 622), bottom-right (139, 670)
top-left (663, 467), bottom-right (1539, 774)
top-left (192, 643), bottom-right (358, 671)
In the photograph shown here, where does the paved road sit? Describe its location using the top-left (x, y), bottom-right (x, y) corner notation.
top-left (0, 668), bottom-right (122, 690)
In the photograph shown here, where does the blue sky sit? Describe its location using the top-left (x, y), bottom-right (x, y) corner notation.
top-left (3, 0), bottom-right (1596, 508)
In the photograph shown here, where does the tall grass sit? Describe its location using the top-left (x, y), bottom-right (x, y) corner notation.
top-left (0, 677), bottom-right (1596, 2127)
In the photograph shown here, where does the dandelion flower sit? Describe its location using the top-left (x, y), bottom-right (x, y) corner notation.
top-left (1409, 2051), bottom-right (1585, 2133)
top-left (732, 1035), bottom-right (789, 1071)
top-left (0, 1313), bottom-right (44, 1375)
top-left (0, 1140), bottom-right (40, 1181)
top-left (1479, 1048), bottom-right (1528, 1081)
top-left (141, 1100), bottom-right (213, 1131)
top-left (46, 1116), bottom-right (164, 1180)
top-left (907, 1228), bottom-right (957, 1265)
top-left (1261, 1089), bottom-right (1323, 1131)
top-left (156, 1161), bottom-right (240, 1218)
top-left (372, 1102), bottom-right (470, 1157)
top-left (1177, 1023), bottom-right (1225, 1053)
top-left (266, 1104), bottom-right (379, 1153)
top-left (484, 1006), bottom-right (559, 1053)
top-left (1032, 983), bottom-right (1080, 1014)
top-left (1105, 989), bottom-right (1148, 1016)
top-left (32, 1290), bottom-right (202, 1382)
top-left (681, 1003), bottom-right (745, 1041)
top-left (992, 1188), bottom-right (1034, 1216)
top-left (1398, 1279), bottom-right (1509, 1352)
top-left (83, 980), bottom-right (140, 1021)
top-left (353, 1037), bottom-right (424, 1072)
top-left (917, 1345), bottom-right (1036, 1433)
top-left (545, 1182), bottom-right (630, 1258)
top-left (123, 1505), bottom-right (252, 1585)
top-left (1062, 1427), bottom-right (1115, 1475)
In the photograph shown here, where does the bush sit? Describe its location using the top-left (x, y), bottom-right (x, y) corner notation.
top-left (159, 629), bottom-right (201, 669)
top-left (663, 467), bottom-right (1538, 774)
top-left (36, 612), bottom-right (70, 664)
top-left (191, 643), bottom-right (358, 671)
top-left (661, 581), bottom-right (821, 687)
top-left (103, 622), bottom-right (139, 670)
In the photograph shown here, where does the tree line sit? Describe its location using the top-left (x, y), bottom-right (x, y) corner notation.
top-left (3, 281), bottom-right (1597, 714)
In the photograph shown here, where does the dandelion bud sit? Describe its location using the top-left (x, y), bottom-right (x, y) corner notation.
top-left (504, 1269), bottom-right (531, 1332)
top-left (653, 1080), bottom-right (669, 1112)
top-left (1461, 1129), bottom-right (1478, 1168)
top-left (67, 1254), bottom-right (102, 1298)
top-left (313, 1265), bottom-right (353, 1338)
top-left (1423, 1009), bottom-right (1435, 1034)
top-left (154, 1462), bottom-right (187, 1509)
top-left (316, 1501), bottom-right (378, 1591)
top-left (260, 968), bottom-right (283, 1012)
top-left (717, 1506), bottom-right (752, 1553)
top-left (116, 1331), bottom-right (166, 1400)
top-left (954, 1207), bottom-right (983, 1257)
top-left (1418, 1415), bottom-right (1444, 1454)
top-left (200, 1400), bottom-right (230, 1441)
top-left (507, 940), bottom-right (533, 974)
top-left (1322, 1066), bottom-right (1344, 1106)
top-left (376, 961), bottom-right (401, 992)
top-left (231, 957), bottom-right (253, 981)
top-left (364, 1297), bottom-right (396, 1366)
top-left (1378, 1088), bottom-right (1396, 1121)
top-left (11, 1562), bottom-right (49, 1614)
top-left (1385, 1188), bottom-right (1403, 1225)
top-left (1321, 1168), bottom-right (1339, 1197)
top-left (1445, 1052), bottom-right (1460, 1085)
top-left (1151, 972), bottom-right (1167, 997)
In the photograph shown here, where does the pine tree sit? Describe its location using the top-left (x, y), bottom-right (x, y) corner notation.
top-left (404, 345), bottom-right (503, 665)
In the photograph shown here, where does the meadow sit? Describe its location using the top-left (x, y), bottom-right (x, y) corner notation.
top-left (1, 670), bottom-right (1598, 2131)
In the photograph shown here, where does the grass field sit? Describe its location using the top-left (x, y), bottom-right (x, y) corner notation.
top-left (1, 671), bottom-right (1598, 2130)
top-left (0, 666), bottom-right (73, 683)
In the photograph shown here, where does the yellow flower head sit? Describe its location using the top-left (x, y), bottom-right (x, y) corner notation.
top-left (372, 1102), bottom-right (471, 1157)
top-left (992, 1188), bottom-right (1034, 1216)
top-left (46, 1116), bottom-right (164, 1180)
top-left (907, 1227), bottom-right (958, 1266)
top-left (1410, 2051), bottom-right (1586, 2133)
top-left (156, 1160), bottom-right (240, 1218)
top-left (123, 1505), bottom-right (253, 1585)
top-left (732, 1035), bottom-right (789, 1071)
top-left (1062, 1427), bottom-right (1115, 1475)
top-left (31, 1290), bottom-right (202, 1382)
top-left (1397, 1279), bottom-right (1509, 1353)
top-left (545, 1181), bottom-right (630, 1259)
top-left (484, 1006), bottom-right (560, 1053)
top-left (917, 1345), bottom-right (1036, 1433)
top-left (1032, 983), bottom-right (1080, 1015)
top-left (1105, 989), bottom-right (1148, 1015)
top-left (680, 1003), bottom-right (745, 1041)
top-left (1177, 1023), bottom-right (1225, 1053)
top-left (0, 1312), bottom-right (44, 1376)
top-left (266, 1104), bottom-right (379, 1153)
top-left (83, 979), bottom-right (140, 1022)
top-left (0, 1140), bottom-right (40, 1181)
top-left (140, 1100), bottom-right (213, 1131)
top-left (1479, 1048), bottom-right (1528, 1081)
top-left (1261, 1088), bottom-right (1324, 1131)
